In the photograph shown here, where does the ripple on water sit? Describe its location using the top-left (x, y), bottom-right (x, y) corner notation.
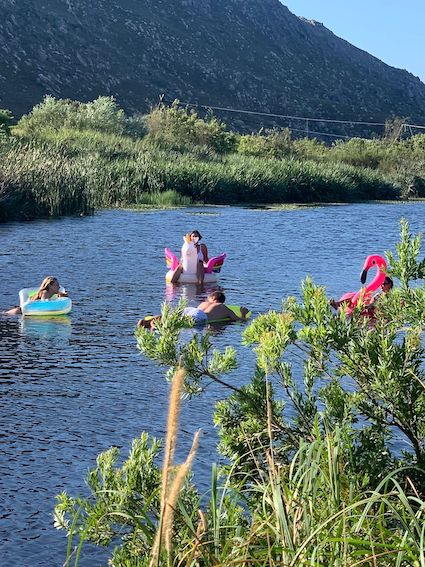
top-left (1, 203), bottom-right (424, 565)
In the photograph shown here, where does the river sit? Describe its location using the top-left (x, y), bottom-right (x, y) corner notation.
top-left (0, 203), bottom-right (424, 566)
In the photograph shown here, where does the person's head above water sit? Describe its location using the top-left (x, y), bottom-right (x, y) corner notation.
top-left (208, 291), bottom-right (225, 304)
top-left (33, 276), bottom-right (61, 300)
top-left (381, 276), bottom-right (393, 291)
top-left (39, 276), bottom-right (60, 293)
top-left (190, 230), bottom-right (202, 243)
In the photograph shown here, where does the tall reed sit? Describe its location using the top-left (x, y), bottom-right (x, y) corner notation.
top-left (150, 368), bottom-right (201, 566)
top-left (1, 128), bottom-right (401, 221)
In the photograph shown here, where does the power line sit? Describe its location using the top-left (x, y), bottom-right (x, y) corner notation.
top-left (404, 123), bottom-right (425, 130)
top-left (165, 98), bottom-right (425, 132)
top-left (166, 99), bottom-right (387, 128)
top-left (289, 126), bottom-right (351, 139)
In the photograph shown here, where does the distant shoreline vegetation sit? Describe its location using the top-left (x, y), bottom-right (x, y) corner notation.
top-left (1, 96), bottom-right (424, 221)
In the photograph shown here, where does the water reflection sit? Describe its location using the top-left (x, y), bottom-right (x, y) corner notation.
top-left (204, 320), bottom-right (245, 336)
top-left (164, 281), bottom-right (224, 304)
top-left (19, 315), bottom-right (72, 341)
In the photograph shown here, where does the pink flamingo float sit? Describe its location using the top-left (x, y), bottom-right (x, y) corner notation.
top-left (336, 254), bottom-right (387, 316)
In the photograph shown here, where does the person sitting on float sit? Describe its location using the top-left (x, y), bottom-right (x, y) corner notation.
top-left (5, 276), bottom-right (68, 315)
top-left (330, 276), bottom-right (393, 313)
top-left (170, 230), bottom-right (209, 284)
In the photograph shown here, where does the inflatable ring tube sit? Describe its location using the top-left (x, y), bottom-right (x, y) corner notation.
top-left (19, 288), bottom-right (72, 316)
top-left (140, 305), bottom-right (251, 328)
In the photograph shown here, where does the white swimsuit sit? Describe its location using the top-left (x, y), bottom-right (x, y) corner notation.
top-left (196, 244), bottom-right (205, 262)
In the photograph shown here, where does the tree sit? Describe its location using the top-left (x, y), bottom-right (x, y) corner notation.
top-left (144, 100), bottom-right (235, 154)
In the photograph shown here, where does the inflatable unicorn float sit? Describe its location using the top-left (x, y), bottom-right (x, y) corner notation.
top-left (165, 234), bottom-right (226, 284)
top-left (333, 254), bottom-right (387, 316)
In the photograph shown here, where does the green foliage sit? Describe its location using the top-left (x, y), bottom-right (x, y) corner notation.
top-left (214, 369), bottom-right (288, 475)
top-left (238, 128), bottom-right (292, 159)
top-left (387, 218), bottom-right (425, 287)
top-left (54, 432), bottom-right (199, 566)
top-left (144, 100), bottom-right (236, 154)
top-left (56, 429), bottom-right (425, 566)
top-left (0, 108), bottom-right (13, 136)
top-left (0, 137), bottom-right (93, 221)
top-left (135, 300), bottom-right (238, 395)
top-left (56, 221), bottom-right (425, 565)
top-left (5, 94), bottom-right (425, 220)
top-left (329, 137), bottom-right (386, 168)
top-left (17, 95), bottom-right (125, 135)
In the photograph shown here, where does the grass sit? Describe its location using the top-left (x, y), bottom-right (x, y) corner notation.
top-left (56, 410), bottom-right (425, 566)
top-left (0, 128), bottom-right (400, 221)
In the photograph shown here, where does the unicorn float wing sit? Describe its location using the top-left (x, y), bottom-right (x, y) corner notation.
top-left (204, 253), bottom-right (227, 274)
top-left (343, 254), bottom-right (387, 315)
top-left (165, 248), bottom-right (179, 271)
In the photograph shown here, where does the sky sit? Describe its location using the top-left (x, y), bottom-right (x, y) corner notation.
top-left (282, 1), bottom-right (425, 84)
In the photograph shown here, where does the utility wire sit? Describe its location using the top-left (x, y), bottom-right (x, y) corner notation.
top-left (165, 99), bottom-right (387, 127)
top-left (289, 126), bottom-right (351, 139)
top-left (164, 98), bottom-right (425, 132)
top-left (404, 123), bottom-right (425, 130)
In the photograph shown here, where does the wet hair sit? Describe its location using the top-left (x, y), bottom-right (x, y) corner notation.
top-left (383, 276), bottom-right (393, 288)
top-left (190, 230), bottom-right (202, 240)
top-left (209, 291), bottom-right (225, 303)
top-left (137, 317), bottom-right (157, 330)
top-left (33, 276), bottom-right (59, 300)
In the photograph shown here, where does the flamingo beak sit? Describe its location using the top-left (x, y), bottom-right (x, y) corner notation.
top-left (360, 269), bottom-right (368, 284)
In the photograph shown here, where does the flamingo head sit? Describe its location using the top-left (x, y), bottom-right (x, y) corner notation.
top-left (360, 255), bottom-right (387, 284)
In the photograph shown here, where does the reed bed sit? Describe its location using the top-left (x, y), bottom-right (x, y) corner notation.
top-left (0, 130), bottom-right (400, 221)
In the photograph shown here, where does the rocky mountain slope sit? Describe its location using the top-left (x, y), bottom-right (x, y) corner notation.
top-left (1, 0), bottom-right (425, 128)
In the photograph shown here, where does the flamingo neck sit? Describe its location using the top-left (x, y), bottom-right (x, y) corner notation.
top-left (366, 265), bottom-right (386, 294)
top-left (349, 263), bottom-right (387, 310)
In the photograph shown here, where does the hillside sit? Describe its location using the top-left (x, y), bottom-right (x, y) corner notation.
top-left (1, 0), bottom-right (425, 127)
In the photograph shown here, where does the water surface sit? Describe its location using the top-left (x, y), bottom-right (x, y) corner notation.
top-left (1, 203), bottom-right (424, 566)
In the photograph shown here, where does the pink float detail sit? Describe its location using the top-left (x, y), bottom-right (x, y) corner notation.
top-left (204, 253), bottom-right (227, 274)
top-left (164, 239), bottom-right (227, 283)
top-left (165, 248), bottom-right (179, 271)
top-left (339, 254), bottom-right (387, 315)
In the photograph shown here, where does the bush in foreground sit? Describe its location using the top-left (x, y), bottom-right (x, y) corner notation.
top-left (55, 221), bottom-right (425, 565)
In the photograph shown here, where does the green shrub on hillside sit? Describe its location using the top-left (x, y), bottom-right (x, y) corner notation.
top-left (144, 100), bottom-right (236, 154)
top-left (238, 128), bottom-right (292, 159)
top-left (18, 95), bottom-right (125, 135)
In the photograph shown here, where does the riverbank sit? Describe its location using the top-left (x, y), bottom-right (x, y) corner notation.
top-left (1, 97), bottom-right (424, 221)
top-left (0, 131), bottom-right (400, 221)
